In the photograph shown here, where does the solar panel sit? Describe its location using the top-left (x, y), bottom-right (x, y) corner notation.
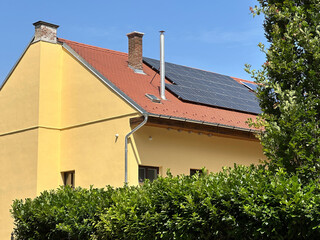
top-left (143, 57), bottom-right (261, 114)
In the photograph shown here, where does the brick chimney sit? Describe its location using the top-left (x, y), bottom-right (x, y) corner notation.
top-left (127, 31), bottom-right (144, 72)
top-left (33, 21), bottom-right (59, 44)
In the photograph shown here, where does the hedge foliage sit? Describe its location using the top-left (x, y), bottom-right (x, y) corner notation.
top-left (11, 165), bottom-right (320, 240)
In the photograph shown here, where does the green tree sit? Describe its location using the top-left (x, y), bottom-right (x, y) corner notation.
top-left (247, 0), bottom-right (320, 179)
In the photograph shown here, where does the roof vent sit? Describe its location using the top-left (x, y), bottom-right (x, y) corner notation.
top-left (145, 94), bottom-right (161, 103)
top-left (240, 81), bottom-right (258, 92)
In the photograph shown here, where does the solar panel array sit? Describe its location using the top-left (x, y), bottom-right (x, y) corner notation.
top-left (143, 57), bottom-right (261, 114)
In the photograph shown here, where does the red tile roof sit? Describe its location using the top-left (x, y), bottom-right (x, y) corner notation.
top-left (232, 77), bottom-right (255, 84)
top-left (59, 38), bottom-right (258, 131)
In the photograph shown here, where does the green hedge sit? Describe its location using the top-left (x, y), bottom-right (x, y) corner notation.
top-left (11, 165), bottom-right (320, 239)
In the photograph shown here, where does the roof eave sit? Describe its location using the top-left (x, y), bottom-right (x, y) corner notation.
top-left (147, 113), bottom-right (258, 133)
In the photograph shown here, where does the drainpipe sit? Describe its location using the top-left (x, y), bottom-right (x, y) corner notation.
top-left (125, 113), bottom-right (148, 183)
top-left (160, 31), bottom-right (166, 100)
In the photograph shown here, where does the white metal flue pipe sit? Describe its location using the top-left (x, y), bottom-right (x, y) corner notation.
top-left (160, 31), bottom-right (166, 100)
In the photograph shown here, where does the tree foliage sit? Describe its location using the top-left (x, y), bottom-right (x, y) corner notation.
top-left (247, 0), bottom-right (320, 178)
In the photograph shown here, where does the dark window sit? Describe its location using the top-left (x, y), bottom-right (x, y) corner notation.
top-left (139, 166), bottom-right (159, 182)
top-left (62, 171), bottom-right (75, 188)
top-left (190, 169), bottom-right (202, 176)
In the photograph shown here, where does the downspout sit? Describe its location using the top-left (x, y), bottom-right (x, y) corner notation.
top-left (125, 113), bottom-right (148, 183)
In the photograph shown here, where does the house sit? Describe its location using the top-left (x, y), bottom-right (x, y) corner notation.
top-left (0, 21), bottom-right (265, 238)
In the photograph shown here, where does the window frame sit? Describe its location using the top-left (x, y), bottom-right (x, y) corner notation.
top-left (139, 165), bottom-right (159, 183)
top-left (190, 169), bottom-right (203, 176)
top-left (62, 171), bottom-right (75, 188)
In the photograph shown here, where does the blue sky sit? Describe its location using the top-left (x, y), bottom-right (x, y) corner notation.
top-left (0, 0), bottom-right (266, 85)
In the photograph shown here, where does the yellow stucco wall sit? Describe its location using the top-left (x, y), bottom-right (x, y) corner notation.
top-left (133, 126), bottom-right (265, 177)
top-left (0, 42), bottom-right (41, 239)
top-left (38, 41), bottom-right (62, 128)
top-left (60, 47), bottom-right (140, 187)
top-left (0, 43), bottom-right (40, 134)
top-left (36, 42), bottom-right (63, 195)
top-left (61, 117), bottom-right (137, 187)
top-left (37, 128), bottom-right (62, 194)
top-left (0, 130), bottom-right (38, 239)
top-left (60, 48), bottom-right (138, 128)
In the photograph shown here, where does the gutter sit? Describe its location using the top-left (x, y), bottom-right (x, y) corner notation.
top-left (147, 113), bottom-right (257, 133)
top-left (124, 113), bottom-right (148, 184)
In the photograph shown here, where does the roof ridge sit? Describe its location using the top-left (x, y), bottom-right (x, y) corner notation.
top-left (58, 38), bottom-right (128, 57)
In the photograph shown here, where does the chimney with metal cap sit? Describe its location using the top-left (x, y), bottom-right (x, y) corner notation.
top-left (33, 21), bottom-right (59, 44)
top-left (127, 31), bottom-right (144, 73)
top-left (160, 31), bottom-right (166, 100)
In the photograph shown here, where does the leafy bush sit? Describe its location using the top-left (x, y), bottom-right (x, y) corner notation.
top-left (94, 166), bottom-right (320, 240)
top-left (11, 165), bottom-right (320, 240)
top-left (11, 186), bottom-right (116, 239)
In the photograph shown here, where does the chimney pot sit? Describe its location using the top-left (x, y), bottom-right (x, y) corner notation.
top-left (33, 21), bottom-right (59, 44)
top-left (127, 31), bottom-right (144, 72)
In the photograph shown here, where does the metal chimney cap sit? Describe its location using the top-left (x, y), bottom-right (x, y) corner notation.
top-left (33, 21), bottom-right (59, 29)
top-left (159, 30), bottom-right (165, 33)
top-left (126, 31), bottom-right (144, 37)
